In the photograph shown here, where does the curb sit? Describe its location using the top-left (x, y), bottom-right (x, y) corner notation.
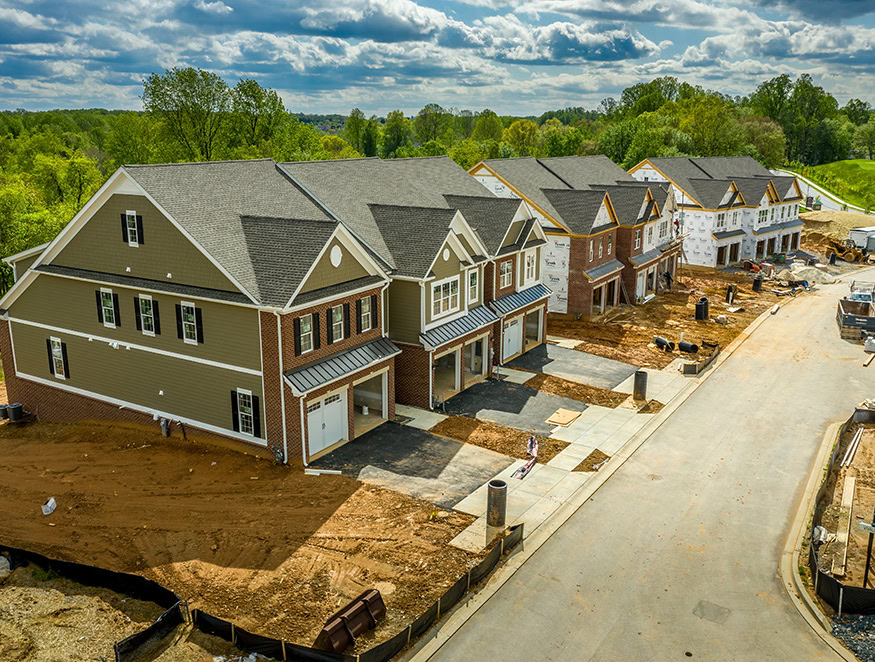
top-left (405, 292), bottom-right (801, 661)
top-left (779, 422), bottom-right (857, 661)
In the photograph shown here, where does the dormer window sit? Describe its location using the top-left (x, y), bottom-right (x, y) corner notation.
top-left (122, 211), bottom-right (144, 247)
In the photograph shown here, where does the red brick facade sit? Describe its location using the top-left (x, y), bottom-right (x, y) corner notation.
top-left (394, 341), bottom-right (432, 409)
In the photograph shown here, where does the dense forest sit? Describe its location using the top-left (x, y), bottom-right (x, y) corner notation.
top-left (1, 69), bottom-right (873, 289)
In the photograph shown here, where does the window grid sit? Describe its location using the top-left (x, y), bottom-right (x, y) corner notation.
top-left (237, 390), bottom-right (254, 436)
top-left (300, 314), bottom-right (313, 353)
top-left (50, 337), bottom-right (65, 379)
top-left (525, 253), bottom-right (536, 282)
top-left (607, 234), bottom-right (613, 254)
top-left (140, 296), bottom-right (155, 335)
top-left (126, 211), bottom-right (138, 247)
top-left (499, 261), bottom-right (512, 289)
top-left (433, 278), bottom-right (460, 317)
top-left (598, 239), bottom-right (603, 259)
top-left (716, 213), bottom-right (726, 229)
top-left (468, 270), bottom-right (478, 302)
top-left (331, 305), bottom-right (344, 342)
top-left (181, 303), bottom-right (198, 344)
top-left (634, 229), bottom-right (641, 250)
top-left (360, 298), bottom-right (371, 333)
top-left (101, 290), bottom-right (115, 327)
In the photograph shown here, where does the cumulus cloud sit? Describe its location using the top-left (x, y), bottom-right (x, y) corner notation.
top-left (195, 0), bottom-right (233, 14)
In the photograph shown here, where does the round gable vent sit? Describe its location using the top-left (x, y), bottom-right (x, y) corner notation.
top-left (443, 248), bottom-right (450, 261)
top-left (330, 245), bottom-right (343, 267)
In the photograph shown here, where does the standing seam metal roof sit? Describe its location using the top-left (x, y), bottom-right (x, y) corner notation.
top-left (489, 283), bottom-right (551, 316)
top-left (419, 305), bottom-right (498, 348)
top-left (284, 336), bottom-right (400, 394)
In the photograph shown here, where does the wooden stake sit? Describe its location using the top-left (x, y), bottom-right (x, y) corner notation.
top-left (863, 354), bottom-right (874, 367)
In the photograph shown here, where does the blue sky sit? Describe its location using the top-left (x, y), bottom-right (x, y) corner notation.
top-left (1, 0), bottom-right (874, 115)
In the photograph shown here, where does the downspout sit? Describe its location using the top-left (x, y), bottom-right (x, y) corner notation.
top-left (274, 312), bottom-right (289, 464)
top-left (300, 397), bottom-right (307, 467)
top-left (381, 281), bottom-right (390, 336)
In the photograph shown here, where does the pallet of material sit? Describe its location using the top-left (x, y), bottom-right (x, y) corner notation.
top-left (832, 474), bottom-right (856, 578)
top-left (837, 298), bottom-right (875, 343)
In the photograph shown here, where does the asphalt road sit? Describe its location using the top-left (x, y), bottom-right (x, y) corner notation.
top-left (428, 277), bottom-right (875, 661)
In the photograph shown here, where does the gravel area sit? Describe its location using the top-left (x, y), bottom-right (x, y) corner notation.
top-left (833, 615), bottom-right (875, 660)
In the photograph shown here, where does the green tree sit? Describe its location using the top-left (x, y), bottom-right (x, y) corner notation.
top-left (230, 79), bottom-right (286, 148)
top-left (786, 74), bottom-right (838, 163)
top-left (319, 135), bottom-right (361, 160)
top-left (502, 119), bottom-right (539, 156)
top-left (344, 108), bottom-right (367, 153)
top-left (414, 103), bottom-right (451, 144)
top-left (749, 74), bottom-right (794, 127)
top-left (455, 110), bottom-right (475, 139)
top-left (738, 116), bottom-right (786, 168)
top-left (361, 117), bottom-right (380, 157)
top-left (472, 110), bottom-right (503, 143)
top-left (142, 67), bottom-right (231, 161)
top-left (448, 139), bottom-right (485, 169)
top-left (597, 118), bottom-right (640, 164)
top-left (854, 118), bottom-right (875, 160)
top-left (106, 112), bottom-right (159, 168)
top-left (843, 99), bottom-right (872, 126)
top-left (380, 110), bottom-right (413, 158)
top-left (678, 95), bottom-right (743, 157)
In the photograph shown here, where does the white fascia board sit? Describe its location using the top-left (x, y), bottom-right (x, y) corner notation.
top-left (3, 242), bottom-right (50, 264)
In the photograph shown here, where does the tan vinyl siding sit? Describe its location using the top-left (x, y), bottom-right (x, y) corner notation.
top-left (457, 234), bottom-right (476, 259)
top-left (298, 238), bottom-right (370, 294)
top-left (430, 241), bottom-right (462, 280)
top-left (10, 321), bottom-right (263, 435)
top-left (387, 280), bottom-right (421, 343)
top-left (12, 254), bottom-right (39, 280)
top-left (502, 220), bottom-right (525, 248)
top-left (7, 273), bottom-right (261, 370)
top-left (52, 194), bottom-right (238, 292)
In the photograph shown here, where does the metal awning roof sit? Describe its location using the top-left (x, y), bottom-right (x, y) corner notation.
top-left (284, 336), bottom-right (400, 395)
top-left (489, 283), bottom-right (550, 316)
top-left (629, 248), bottom-right (662, 267)
top-left (778, 219), bottom-right (804, 230)
top-left (419, 305), bottom-right (498, 349)
top-left (713, 229), bottom-right (746, 241)
top-left (585, 258), bottom-right (624, 281)
top-left (753, 223), bottom-right (782, 236)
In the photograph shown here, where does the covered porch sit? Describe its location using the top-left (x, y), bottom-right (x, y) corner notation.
top-left (585, 259), bottom-right (624, 317)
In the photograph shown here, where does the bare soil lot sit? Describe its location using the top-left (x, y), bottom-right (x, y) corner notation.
top-left (548, 271), bottom-right (778, 369)
top-left (522, 372), bottom-right (629, 408)
top-left (0, 421), bottom-right (481, 652)
top-left (430, 416), bottom-right (567, 463)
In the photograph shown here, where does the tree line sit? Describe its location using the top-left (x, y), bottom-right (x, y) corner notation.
top-left (1, 68), bottom-right (873, 289)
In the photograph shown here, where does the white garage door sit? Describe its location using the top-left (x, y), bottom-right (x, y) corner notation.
top-left (503, 318), bottom-right (523, 362)
top-left (307, 392), bottom-right (347, 455)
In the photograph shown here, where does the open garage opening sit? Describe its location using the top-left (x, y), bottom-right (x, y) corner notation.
top-left (353, 371), bottom-right (387, 438)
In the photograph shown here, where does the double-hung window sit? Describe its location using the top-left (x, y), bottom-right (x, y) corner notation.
top-left (607, 234), bottom-right (613, 254)
top-left (468, 270), bottom-right (478, 303)
top-left (330, 305), bottom-right (344, 342)
top-left (635, 229), bottom-right (641, 250)
top-left (432, 276), bottom-right (460, 318)
top-left (647, 226), bottom-right (654, 243)
top-left (589, 240), bottom-right (594, 262)
top-left (525, 252), bottom-right (536, 283)
top-left (139, 295), bottom-right (155, 336)
top-left (598, 240), bottom-right (603, 259)
top-left (100, 288), bottom-right (116, 328)
top-left (659, 220), bottom-right (668, 239)
top-left (716, 213), bottom-right (726, 229)
top-left (126, 211), bottom-right (138, 246)
top-left (49, 336), bottom-right (67, 380)
top-left (234, 388), bottom-right (256, 437)
top-left (359, 297), bottom-right (372, 333)
top-left (499, 261), bottom-right (512, 289)
top-left (300, 314), bottom-right (313, 353)
top-left (181, 302), bottom-right (198, 344)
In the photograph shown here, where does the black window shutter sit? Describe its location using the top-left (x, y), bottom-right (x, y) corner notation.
top-left (136, 215), bottom-right (144, 245)
top-left (134, 297), bottom-right (142, 331)
top-left (195, 308), bottom-right (204, 343)
top-left (293, 317), bottom-right (302, 356)
top-left (356, 299), bottom-right (362, 334)
top-left (252, 395), bottom-right (261, 438)
top-left (120, 213), bottom-right (127, 242)
top-left (370, 294), bottom-right (378, 329)
top-left (46, 339), bottom-right (54, 375)
top-left (95, 290), bottom-right (103, 323)
top-left (61, 342), bottom-right (70, 379)
top-left (175, 304), bottom-right (183, 339)
top-left (112, 293), bottom-right (121, 327)
top-left (326, 310), bottom-right (334, 344)
top-left (313, 312), bottom-right (321, 349)
top-left (230, 391), bottom-right (239, 432)
top-left (153, 301), bottom-right (161, 335)
top-left (343, 302), bottom-right (350, 339)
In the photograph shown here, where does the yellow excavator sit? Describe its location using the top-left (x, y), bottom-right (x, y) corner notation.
top-left (828, 238), bottom-right (865, 263)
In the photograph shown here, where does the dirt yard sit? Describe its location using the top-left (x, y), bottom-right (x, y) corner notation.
top-left (548, 271), bottom-right (777, 369)
top-left (0, 421), bottom-right (482, 654)
top-left (574, 449), bottom-right (610, 472)
top-left (816, 424), bottom-right (875, 587)
top-left (430, 416), bottom-right (568, 463)
top-left (522, 373), bottom-right (629, 408)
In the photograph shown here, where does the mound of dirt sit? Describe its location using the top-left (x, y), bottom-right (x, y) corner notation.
top-left (789, 262), bottom-right (837, 284)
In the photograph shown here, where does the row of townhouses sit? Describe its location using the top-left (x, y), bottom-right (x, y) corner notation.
top-left (0, 154), bottom-right (803, 465)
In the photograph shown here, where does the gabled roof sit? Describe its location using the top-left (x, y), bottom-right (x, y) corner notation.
top-left (537, 155), bottom-right (635, 188)
top-left (367, 204), bottom-right (461, 278)
top-left (442, 195), bottom-right (523, 256)
top-left (124, 159), bottom-right (333, 305)
top-left (687, 156), bottom-right (772, 179)
top-left (239, 215), bottom-right (339, 307)
top-left (589, 185), bottom-right (653, 227)
top-left (480, 157), bottom-right (570, 226)
top-left (280, 156), bottom-right (492, 271)
top-left (541, 189), bottom-right (615, 235)
top-left (731, 177), bottom-right (770, 208)
top-left (771, 175), bottom-right (802, 200)
top-left (686, 178), bottom-right (737, 210)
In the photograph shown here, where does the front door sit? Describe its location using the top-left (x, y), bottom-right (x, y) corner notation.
top-left (307, 392), bottom-right (346, 455)
top-left (636, 271), bottom-right (646, 300)
top-left (503, 318), bottom-right (522, 362)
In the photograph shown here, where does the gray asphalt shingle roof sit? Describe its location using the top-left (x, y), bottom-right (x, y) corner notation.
top-left (239, 215), bottom-right (338, 307)
top-left (442, 195), bottom-right (523, 256)
top-left (732, 177), bottom-right (770, 207)
top-left (538, 155), bottom-right (634, 188)
top-left (124, 159), bottom-right (332, 304)
top-left (541, 189), bottom-right (614, 235)
top-left (482, 157), bottom-right (570, 224)
top-left (367, 204), bottom-right (460, 278)
top-left (281, 156), bottom-right (492, 271)
top-left (685, 178), bottom-right (736, 209)
top-left (589, 185), bottom-right (652, 226)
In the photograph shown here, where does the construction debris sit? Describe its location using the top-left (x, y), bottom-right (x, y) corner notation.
top-left (546, 408), bottom-right (581, 427)
top-left (833, 474), bottom-right (856, 577)
top-left (789, 262), bottom-right (837, 285)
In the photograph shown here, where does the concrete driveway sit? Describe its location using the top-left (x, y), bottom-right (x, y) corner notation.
top-left (443, 379), bottom-right (586, 436)
top-left (312, 421), bottom-right (514, 509)
top-left (422, 274), bottom-right (875, 661)
top-left (509, 343), bottom-right (638, 390)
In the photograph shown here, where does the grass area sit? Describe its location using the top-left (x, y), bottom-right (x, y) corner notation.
top-left (788, 160), bottom-right (875, 210)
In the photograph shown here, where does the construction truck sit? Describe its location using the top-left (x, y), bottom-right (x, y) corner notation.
top-left (828, 238), bottom-right (864, 263)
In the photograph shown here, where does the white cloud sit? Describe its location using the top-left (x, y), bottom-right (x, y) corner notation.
top-left (195, 0), bottom-right (233, 15)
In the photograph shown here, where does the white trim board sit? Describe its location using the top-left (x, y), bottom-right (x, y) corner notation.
top-left (6, 317), bottom-right (261, 376)
top-left (14, 371), bottom-right (267, 447)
